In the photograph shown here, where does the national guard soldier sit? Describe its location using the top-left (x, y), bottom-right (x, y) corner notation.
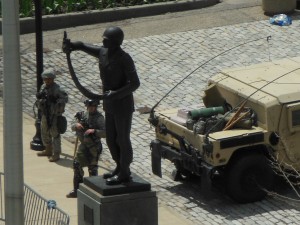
top-left (66, 99), bottom-right (106, 198)
top-left (36, 69), bottom-right (68, 162)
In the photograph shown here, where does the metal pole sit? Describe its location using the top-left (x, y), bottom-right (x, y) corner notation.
top-left (35, 0), bottom-right (43, 90)
top-left (2, 0), bottom-right (25, 224)
top-left (30, 0), bottom-right (45, 151)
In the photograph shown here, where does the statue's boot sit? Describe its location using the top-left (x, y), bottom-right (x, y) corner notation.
top-left (106, 167), bottom-right (131, 185)
top-left (103, 163), bottom-right (120, 179)
top-left (37, 144), bottom-right (53, 157)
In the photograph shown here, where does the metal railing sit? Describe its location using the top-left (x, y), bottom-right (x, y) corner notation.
top-left (0, 172), bottom-right (70, 224)
top-left (0, 172), bottom-right (4, 222)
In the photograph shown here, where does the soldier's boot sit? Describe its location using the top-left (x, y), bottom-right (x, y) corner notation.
top-left (49, 153), bottom-right (60, 162)
top-left (37, 144), bottom-right (53, 157)
top-left (67, 161), bottom-right (83, 198)
top-left (66, 189), bottom-right (77, 198)
top-left (66, 165), bottom-right (97, 197)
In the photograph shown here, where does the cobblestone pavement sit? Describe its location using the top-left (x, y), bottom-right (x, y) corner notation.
top-left (4, 17), bottom-right (300, 224)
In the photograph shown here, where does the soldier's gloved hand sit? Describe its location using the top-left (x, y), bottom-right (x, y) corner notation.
top-left (36, 92), bottom-right (46, 99)
top-left (103, 90), bottom-right (117, 100)
top-left (76, 123), bottom-right (84, 130)
top-left (84, 129), bottom-right (95, 135)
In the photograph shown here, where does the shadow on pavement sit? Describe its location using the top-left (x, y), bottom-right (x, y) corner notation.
top-left (163, 173), bottom-right (300, 221)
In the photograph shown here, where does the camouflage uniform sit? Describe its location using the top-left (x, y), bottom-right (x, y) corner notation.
top-left (67, 101), bottom-right (105, 198)
top-left (72, 110), bottom-right (105, 167)
top-left (36, 69), bottom-right (68, 161)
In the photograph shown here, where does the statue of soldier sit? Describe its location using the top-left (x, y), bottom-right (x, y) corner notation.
top-left (63, 26), bottom-right (140, 185)
top-left (36, 69), bottom-right (68, 162)
top-left (67, 99), bottom-right (106, 198)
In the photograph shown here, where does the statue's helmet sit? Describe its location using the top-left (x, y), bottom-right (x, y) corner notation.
top-left (102, 26), bottom-right (124, 46)
top-left (84, 99), bottom-right (100, 107)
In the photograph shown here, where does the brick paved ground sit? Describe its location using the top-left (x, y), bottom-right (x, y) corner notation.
top-left (3, 17), bottom-right (300, 224)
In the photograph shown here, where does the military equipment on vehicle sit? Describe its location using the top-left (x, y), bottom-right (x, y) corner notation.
top-left (149, 57), bottom-right (300, 203)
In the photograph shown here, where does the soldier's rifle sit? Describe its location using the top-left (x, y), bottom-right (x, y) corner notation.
top-left (73, 111), bottom-right (98, 158)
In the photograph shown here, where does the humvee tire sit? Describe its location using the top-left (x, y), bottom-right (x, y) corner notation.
top-left (225, 153), bottom-right (274, 203)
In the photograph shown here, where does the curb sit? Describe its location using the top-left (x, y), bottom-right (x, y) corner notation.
top-left (1, 0), bottom-right (219, 34)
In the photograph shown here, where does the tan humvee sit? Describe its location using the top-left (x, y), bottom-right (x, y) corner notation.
top-left (149, 57), bottom-right (300, 203)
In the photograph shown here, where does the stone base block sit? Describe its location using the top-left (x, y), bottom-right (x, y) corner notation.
top-left (78, 174), bottom-right (158, 225)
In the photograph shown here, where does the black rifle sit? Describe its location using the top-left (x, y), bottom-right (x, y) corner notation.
top-left (74, 111), bottom-right (99, 143)
top-left (74, 111), bottom-right (88, 130)
top-left (37, 89), bottom-right (58, 128)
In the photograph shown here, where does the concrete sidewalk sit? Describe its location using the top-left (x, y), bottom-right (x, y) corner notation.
top-left (0, 100), bottom-right (193, 225)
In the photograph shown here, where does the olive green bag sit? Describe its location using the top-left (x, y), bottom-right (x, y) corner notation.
top-left (57, 116), bottom-right (67, 134)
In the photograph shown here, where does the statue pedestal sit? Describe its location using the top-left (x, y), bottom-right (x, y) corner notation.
top-left (77, 174), bottom-right (158, 225)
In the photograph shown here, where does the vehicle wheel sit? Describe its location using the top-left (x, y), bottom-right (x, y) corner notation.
top-left (226, 153), bottom-right (274, 203)
top-left (173, 160), bottom-right (191, 181)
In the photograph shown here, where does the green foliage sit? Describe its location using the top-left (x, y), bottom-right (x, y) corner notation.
top-left (0, 0), bottom-right (174, 18)
top-left (19, 0), bottom-right (34, 17)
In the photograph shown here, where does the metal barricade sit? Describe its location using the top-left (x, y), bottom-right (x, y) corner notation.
top-left (24, 184), bottom-right (70, 225)
top-left (0, 172), bottom-right (4, 223)
top-left (0, 172), bottom-right (70, 224)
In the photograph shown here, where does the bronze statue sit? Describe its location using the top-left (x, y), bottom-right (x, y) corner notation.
top-left (63, 26), bottom-right (140, 185)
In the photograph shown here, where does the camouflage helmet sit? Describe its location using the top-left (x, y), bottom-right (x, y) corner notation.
top-left (84, 99), bottom-right (100, 107)
top-left (41, 69), bottom-right (56, 79)
top-left (102, 26), bottom-right (124, 46)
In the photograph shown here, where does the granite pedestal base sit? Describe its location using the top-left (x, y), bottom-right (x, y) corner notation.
top-left (78, 173), bottom-right (158, 225)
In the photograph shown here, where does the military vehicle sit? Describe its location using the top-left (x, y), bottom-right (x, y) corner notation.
top-left (149, 57), bottom-right (300, 203)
